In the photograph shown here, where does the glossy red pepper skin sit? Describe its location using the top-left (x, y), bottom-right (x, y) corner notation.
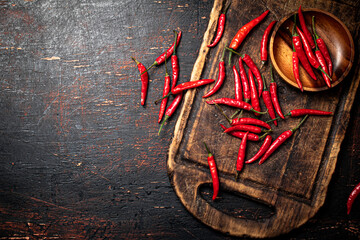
top-left (296, 27), bottom-right (320, 69)
top-left (233, 65), bottom-right (243, 101)
top-left (204, 143), bottom-right (219, 201)
top-left (259, 130), bottom-right (293, 164)
top-left (269, 67), bottom-right (285, 119)
top-left (172, 79), bottom-right (215, 95)
top-left (246, 135), bottom-right (272, 164)
top-left (224, 124), bottom-right (262, 134)
top-left (243, 54), bottom-right (263, 97)
top-left (132, 57), bottom-right (149, 106)
top-left (293, 35), bottom-right (317, 80)
top-left (262, 80), bottom-right (277, 126)
top-left (158, 92), bottom-right (183, 135)
top-left (236, 132), bottom-right (249, 173)
top-left (292, 50), bottom-right (303, 92)
top-left (203, 47), bottom-right (226, 98)
top-left (298, 6), bottom-right (315, 49)
top-left (155, 31), bottom-right (182, 66)
top-left (289, 109), bottom-right (332, 117)
top-left (315, 50), bottom-right (331, 88)
top-left (231, 117), bottom-right (271, 129)
top-left (347, 182), bottom-right (360, 215)
top-left (220, 124), bottom-right (259, 141)
top-left (248, 69), bottom-right (261, 116)
top-left (158, 75), bottom-right (171, 123)
top-left (260, 21), bottom-right (277, 63)
top-left (238, 57), bottom-right (251, 101)
top-left (206, 98), bottom-right (266, 114)
top-left (316, 38), bottom-right (332, 77)
top-left (171, 55), bottom-right (179, 89)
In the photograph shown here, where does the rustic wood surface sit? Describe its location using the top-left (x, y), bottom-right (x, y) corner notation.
top-left (0, 0), bottom-right (359, 239)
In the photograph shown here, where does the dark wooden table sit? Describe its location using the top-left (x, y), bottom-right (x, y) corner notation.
top-left (0, 0), bottom-right (359, 239)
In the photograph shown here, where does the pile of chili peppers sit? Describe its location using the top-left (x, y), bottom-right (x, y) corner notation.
top-left (132, 3), bottom-right (354, 214)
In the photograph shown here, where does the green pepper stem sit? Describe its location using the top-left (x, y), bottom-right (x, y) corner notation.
top-left (312, 16), bottom-right (320, 40)
top-left (291, 115), bottom-right (308, 132)
top-left (270, 62), bottom-right (275, 83)
top-left (203, 142), bottom-right (213, 157)
top-left (220, 42), bottom-right (227, 62)
top-left (259, 131), bottom-right (270, 140)
top-left (292, 13), bottom-right (298, 37)
top-left (158, 115), bottom-right (170, 135)
top-left (215, 103), bottom-right (231, 124)
top-left (140, 62), bottom-right (157, 76)
top-left (251, 108), bottom-right (268, 115)
top-left (173, 30), bottom-right (178, 56)
top-left (225, 47), bottom-right (242, 57)
top-left (154, 92), bottom-right (172, 105)
top-left (223, 0), bottom-right (231, 14)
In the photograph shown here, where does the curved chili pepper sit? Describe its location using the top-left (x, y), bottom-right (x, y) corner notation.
top-left (347, 182), bottom-right (360, 215)
top-left (262, 75), bottom-right (277, 126)
top-left (206, 98), bottom-right (267, 115)
top-left (236, 131), bottom-right (249, 179)
top-left (314, 40), bottom-right (331, 87)
top-left (291, 42), bottom-right (303, 92)
top-left (259, 115), bottom-right (308, 165)
top-left (158, 54), bottom-right (171, 123)
top-left (141, 31), bottom-right (182, 75)
top-left (220, 124), bottom-right (260, 141)
top-left (231, 117), bottom-right (271, 129)
top-left (266, 108), bottom-right (332, 123)
top-left (298, 6), bottom-right (315, 49)
top-left (312, 16), bottom-right (333, 77)
top-left (296, 26), bottom-right (320, 69)
top-left (292, 15), bottom-right (317, 81)
top-left (270, 64), bottom-right (285, 119)
top-left (224, 124), bottom-right (263, 134)
top-left (208, 1), bottom-right (231, 48)
top-left (131, 57), bottom-right (149, 106)
top-left (171, 30), bottom-right (180, 90)
top-left (203, 47), bottom-right (227, 98)
top-left (246, 135), bottom-right (272, 164)
top-left (260, 20), bottom-right (277, 65)
top-left (228, 10), bottom-right (269, 64)
top-left (204, 142), bottom-right (220, 201)
top-left (233, 65), bottom-right (243, 101)
top-left (158, 92), bottom-right (183, 135)
top-left (248, 69), bottom-right (261, 116)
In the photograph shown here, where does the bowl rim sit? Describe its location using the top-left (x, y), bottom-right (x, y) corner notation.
top-left (269, 8), bottom-right (355, 92)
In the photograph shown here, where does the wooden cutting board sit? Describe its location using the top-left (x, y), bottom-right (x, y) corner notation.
top-left (167, 0), bottom-right (359, 238)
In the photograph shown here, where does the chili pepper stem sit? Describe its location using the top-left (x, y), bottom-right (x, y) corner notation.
top-left (140, 62), bottom-right (156, 76)
top-left (230, 99), bottom-right (249, 119)
top-left (215, 103), bottom-right (231, 124)
top-left (235, 171), bottom-right (240, 181)
top-left (291, 115), bottom-right (308, 132)
top-left (173, 30), bottom-right (178, 56)
top-left (158, 115), bottom-right (170, 135)
top-left (252, 108), bottom-right (268, 115)
top-left (228, 51), bottom-right (233, 66)
top-left (226, 47), bottom-right (242, 57)
top-left (155, 92), bottom-right (172, 105)
top-left (259, 132), bottom-right (270, 140)
top-left (203, 142), bottom-right (212, 157)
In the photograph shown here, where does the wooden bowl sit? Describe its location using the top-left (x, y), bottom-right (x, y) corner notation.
top-left (269, 9), bottom-right (354, 91)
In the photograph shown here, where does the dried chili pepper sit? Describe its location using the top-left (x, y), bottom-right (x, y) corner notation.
top-left (171, 30), bottom-right (180, 90)
top-left (291, 41), bottom-right (303, 92)
top-left (312, 16), bottom-right (333, 77)
top-left (224, 124), bottom-right (266, 134)
top-left (131, 57), bottom-right (149, 106)
top-left (248, 69), bottom-right (261, 116)
top-left (246, 135), bottom-right (272, 164)
top-left (158, 53), bottom-right (171, 123)
top-left (141, 31), bottom-right (182, 75)
top-left (208, 1), bottom-right (231, 48)
top-left (233, 65), bottom-right (243, 101)
top-left (204, 142), bottom-right (220, 201)
top-left (228, 10), bottom-right (269, 64)
top-left (347, 182), bottom-right (360, 215)
top-left (260, 20), bottom-right (277, 66)
top-left (269, 64), bottom-right (285, 119)
top-left (203, 46), bottom-right (227, 98)
top-left (206, 98), bottom-right (267, 115)
top-left (298, 6), bottom-right (315, 49)
top-left (220, 124), bottom-right (260, 141)
top-left (231, 117), bottom-right (271, 129)
top-left (262, 75), bottom-right (278, 125)
top-left (292, 14), bottom-right (317, 81)
top-left (158, 92), bottom-right (183, 135)
top-left (236, 131), bottom-right (249, 179)
top-left (259, 115), bottom-right (308, 164)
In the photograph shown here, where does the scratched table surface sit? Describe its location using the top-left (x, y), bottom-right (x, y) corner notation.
top-left (0, 0), bottom-right (359, 239)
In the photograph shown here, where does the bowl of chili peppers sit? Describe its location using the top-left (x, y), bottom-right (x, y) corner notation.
top-left (269, 7), bottom-right (354, 92)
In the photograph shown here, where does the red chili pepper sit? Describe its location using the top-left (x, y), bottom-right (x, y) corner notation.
top-left (131, 57), bottom-right (149, 106)
top-left (266, 108), bottom-right (332, 123)
top-left (171, 30), bottom-right (180, 90)
top-left (158, 54), bottom-right (171, 123)
top-left (208, 1), bottom-right (231, 48)
top-left (158, 92), bottom-right (183, 135)
top-left (231, 117), bottom-right (271, 129)
top-left (261, 75), bottom-right (278, 126)
top-left (312, 16), bottom-right (333, 77)
top-left (228, 10), bottom-right (269, 64)
top-left (298, 6), bottom-right (315, 49)
top-left (291, 42), bottom-right (303, 92)
top-left (259, 115), bottom-right (308, 164)
top-left (141, 31), bottom-right (182, 75)
top-left (260, 20), bottom-right (277, 65)
top-left (292, 15), bottom-right (317, 81)
top-left (248, 69), bottom-right (261, 116)
top-left (206, 98), bottom-right (267, 115)
top-left (270, 64), bottom-right (285, 119)
top-left (347, 182), bottom-right (360, 215)
top-left (236, 131), bottom-right (249, 178)
top-left (224, 124), bottom-right (263, 134)
top-left (233, 65), bottom-right (243, 101)
top-left (203, 47), bottom-right (227, 98)
top-left (203, 142), bottom-right (220, 201)
top-left (220, 124), bottom-right (260, 142)
top-left (245, 135), bottom-right (272, 164)
top-left (314, 40), bottom-right (331, 88)
top-left (239, 57), bottom-right (251, 101)
top-left (296, 26), bottom-right (320, 69)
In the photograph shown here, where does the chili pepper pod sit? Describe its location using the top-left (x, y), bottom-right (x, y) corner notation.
top-left (233, 65), bottom-right (243, 101)
top-left (158, 53), bottom-right (171, 123)
top-left (262, 74), bottom-right (278, 126)
top-left (203, 46), bottom-right (227, 98)
top-left (206, 98), bottom-right (267, 115)
top-left (260, 20), bottom-right (277, 66)
top-left (269, 64), bottom-right (285, 119)
top-left (291, 41), bottom-right (303, 92)
top-left (298, 6), bottom-right (316, 49)
top-left (171, 30), bottom-right (180, 90)
top-left (347, 182), bottom-right (360, 215)
top-left (228, 10), bottom-right (270, 65)
top-left (314, 40), bottom-right (331, 88)
top-left (231, 117), bottom-right (271, 129)
top-left (220, 124), bottom-right (261, 142)
top-left (224, 124), bottom-right (268, 134)
top-left (203, 142), bottom-right (220, 201)
top-left (158, 92), bottom-right (183, 135)
top-left (235, 131), bottom-right (249, 180)
top-left (266, 108), bottom-right (332, 123)
top-left (248, 69), bottom-right (261, 116)
top-left (141, 31), bottom-right (182, 75)
top-left (259, 115), bottom-right (308, 165)
top-left (131, 57), bottom-right (149, 106)
top-left (208, 1), bottom-right (231, 48)
top-left (246, 135), bottom-right (272, 164)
